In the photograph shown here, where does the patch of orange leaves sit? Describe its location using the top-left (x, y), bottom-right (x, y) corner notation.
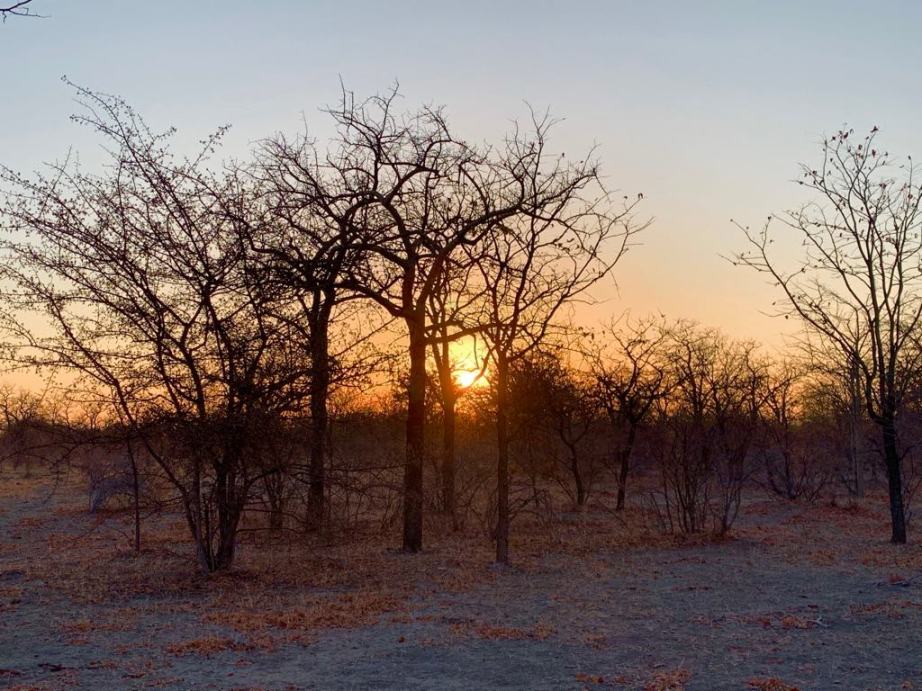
top-left (645, 667), bottom-right (692, 690)
top-left (450, 620), bottom-right (555, 641)
top-left (165, 636), bottom-right (250, 656)
top-left (747, 678), bottom-right (800, 691)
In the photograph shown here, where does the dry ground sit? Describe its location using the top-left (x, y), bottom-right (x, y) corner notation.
top-left (2, 470), bottom-right (922, 690)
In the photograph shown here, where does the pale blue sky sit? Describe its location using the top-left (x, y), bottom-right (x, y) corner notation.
top-left (3, 0), bottom-right (922, 346)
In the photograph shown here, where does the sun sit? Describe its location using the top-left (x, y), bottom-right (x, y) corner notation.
top-left (448, 336), bottom-right (489, 390)
top-left (454, 369), bottom-right (482, 389)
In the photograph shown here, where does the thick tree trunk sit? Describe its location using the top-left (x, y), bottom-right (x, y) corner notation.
top-left (214, 466), bottom-right (239, 571)
top-left (615, 424), bottom-right (637, 511)
top-left (306, 308), bottom-right (330, 532)
top-left (881, 416), bottom-right (907, 544)
top-left (403, 317), bottom-right (427, 552)
top-left (214, 510), bottom-right (239, 571)
top-left (495, 356), bottom-right (510, 565)
top-left (268, 503), bottom-right (284, 531)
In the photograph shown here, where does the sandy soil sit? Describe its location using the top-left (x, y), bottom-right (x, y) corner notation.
top-left (1, 473), bottom-right (921, 690)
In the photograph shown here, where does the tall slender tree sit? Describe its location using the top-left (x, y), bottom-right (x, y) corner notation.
top-left (426, 261), bottom-right (485, 520)
top-left (229, 133), bottom-right (379, 532)
top-left (735, 127), bottom-right (922, 543)
top-left (472, 114), bottom-right (643, 562)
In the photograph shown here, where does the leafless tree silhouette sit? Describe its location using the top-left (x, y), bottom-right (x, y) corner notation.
top-left (650, 323), bottom-right (763, 536)
top-left (735, 127), bottom-right (922, 543)
top-left (426, 260), bottom-right (487, 520)
top-left (228, 132), bottom-right (386, 533)
top-left (0, 84), bottom-right (312, 571)
top-left (471, 113), bottom-right (643, 563)
top-left (587, 316), bottom-right (668, 510)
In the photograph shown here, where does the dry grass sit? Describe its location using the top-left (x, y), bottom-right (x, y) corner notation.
top-left (1, 468), bottom-right (673, 659)
top-left (737, 490), bottom-right (922, 576)
top-left (4, 464), bottom-right (922, 680)
top-left (849, 598), bottom-right (922, 619)
top-left (450, 620), bottom-right (555, 641)
top-left (644, 666), bottom-right (692, 690)
top-left (747, 679), bottom-right (801, 691)
top-left (165, 636), bottom-right (250, 657)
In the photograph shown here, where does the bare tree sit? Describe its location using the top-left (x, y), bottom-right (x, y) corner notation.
top-left (587, 316), bottom-right (668, 510)
top-left (426, 262), bottom-right (486, 520)
top-left (230, 131), bottom-right (386, 533)
top-left (755, 362), bottom-right (829, 501)
top-left (513, 349), bottom-right (602, 508)
top-left (472, 115), bottom-right (642, 563)
top-left (735, 127), bottom-right (922, 544)
top-left (650, 323), bottom-right (763, 536)
top-left (280, 89), bottom-right (608, 553)
top-left (255, 88), bottom-right (468, 552)
top-left (0, 85), bottom-right (312, 571)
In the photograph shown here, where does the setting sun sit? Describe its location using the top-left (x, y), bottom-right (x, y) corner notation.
top-left (447, 337), bottom-right (488, 389)
top-left (453, 369), bottom-right (484, 389)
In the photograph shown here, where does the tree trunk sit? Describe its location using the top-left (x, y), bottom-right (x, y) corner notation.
top-left (848, 363), bottom-right (864, 498)
top-left (267, 474), bottom-right (285, 531)
top-left (191, 497), bottom-right (240, 572)
top-left (188, 468), bottom-right (211, 573)
top-left (127, 443), bottom-right (141, 553)
top-left (495, 355), bottom-right (510, 565)
top-left (441, 389), bottom-right (457, 519)
top-left (571, 452), bottom-right (586, 507)
top-left (306, 306), bottom-right (330, 532)
top-left (206, 457), bottom-right (242, 572)
top-left (881, 416), bottom-right (907, 544)
top-left (214, 511), bottom-right (239, 571)
top-left (403, 316), bottom-right (426, 552)
top-left (615, 424), bottom-right (637, 511)
top-left (269, 504), bottom-right (284, 531)
top-left (430, 335), bottom-right (457, 521)
top-left (131, 471), bottom-right (141, 552)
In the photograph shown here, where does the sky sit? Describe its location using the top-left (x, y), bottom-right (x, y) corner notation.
top-left (3, 0), bottom-right (922, 352)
